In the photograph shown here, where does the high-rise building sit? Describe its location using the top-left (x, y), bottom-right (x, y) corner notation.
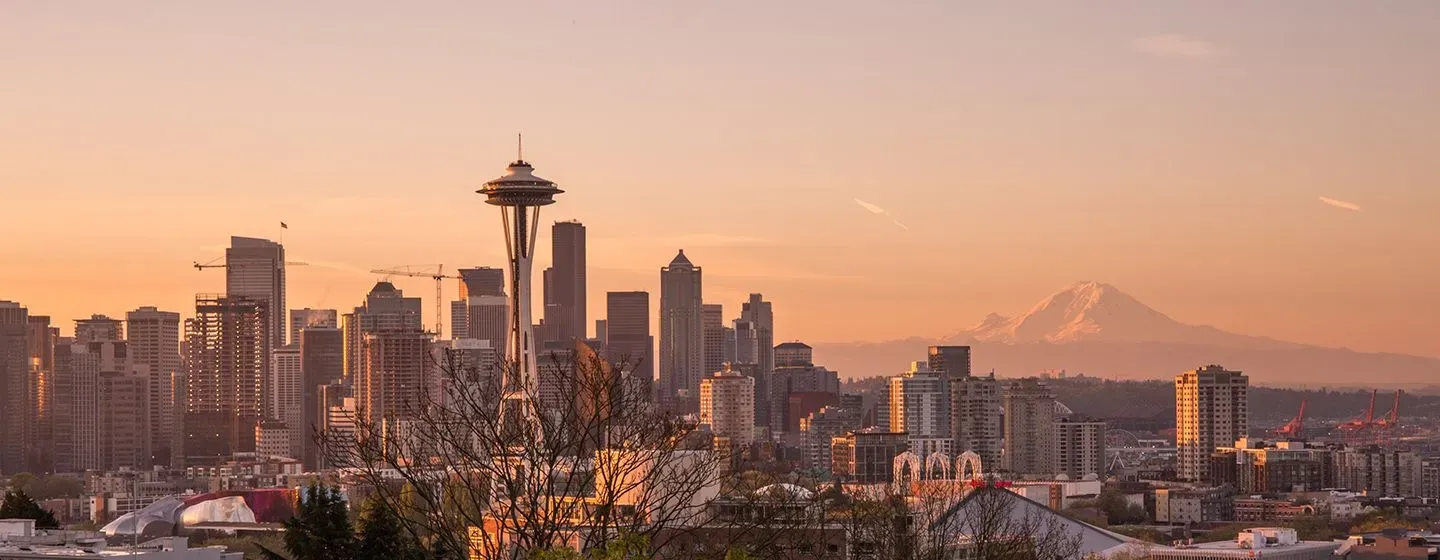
top-left (226, 236), bottom-right (286, 348)
top-left (465, 295), bottom-right (509, 352)
top-left (99, 370), bottom-right (150, 471)
top-left (1176, 365), bottom-right (1249, 482)
top-left (54, 337), bottom-right (123, 472)
top-left (832, 429), bottom-right (909, 484)
top-left (605, 291), bottom-right (651, 400)
top-left (343, 282), bottom-right (423, 381)
top-left (355, 330), bottom-right (433, 427)
top-left (74, 314), bottom-right (123, 343)
top-left (548, 220), bottom-right (586, 343)
top-left (770, 347), bottom-right (841, 433)
top-left (184, 295), bottom-right (266, 465)
top-left (927, 345), bottom-right (972, 379)
top-left (0, 301), bottom-right (32, 474)
top-left (1003, 378), bottom-right (1056, 477)
top-left (270, 345), bottom-right (303, 459)
top-left (659, 251), bottom-right (704, 412)
top-left (740, 294), bottom-right (774, 372)
top-left (701, 304), bottom-right (727, 377)
top-left (951, 372), bottom-right (1002, 471)
top-left (1055, 415), bottom-right (1107, 480)
top-left (26, 314), bottom-right (56, 473)
top-left (888, 362), bottom-right (952, 457)
top-left (126, 306), bottom-right (180, 467)
top-left (774, 342), bottom-right (812, 368)
top-left (700, 365), bottom-right (756, 448)
top-left (801, 396), bottom-right (864, 472)
top-left (458, 267), bottom-right (505, 299)
top-left (288, 308), bottom-right (338, 348)
top-left (299, 326), bottom-right (344, 470)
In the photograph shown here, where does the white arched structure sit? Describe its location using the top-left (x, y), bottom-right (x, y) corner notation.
top-left (894, 451), bottom-right (922, 485)
top-left (925, 452), bottom-right (952, 480)
top-left (955, 450), bottom-right (984, 481)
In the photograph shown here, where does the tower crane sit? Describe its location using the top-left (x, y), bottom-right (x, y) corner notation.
top-left (1275, 400), bottom-right (1306, 440)
top-left (193, 258), bottom-right (309, 270)
top-left (369, 265), bottom-right (459, 339)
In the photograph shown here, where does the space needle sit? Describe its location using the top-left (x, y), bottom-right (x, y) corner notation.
top-left (478, 138), bottom-right (563, 433)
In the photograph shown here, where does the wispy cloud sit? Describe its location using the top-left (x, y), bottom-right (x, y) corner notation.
top-left (1319, 196), bottom-right (1362, 212)
top-left (853, 198), bottom-right (909, 231)
top-left (592, 233), bottom-right (776, 249)
top-left (1131, 34), bottom-right (1220, 59)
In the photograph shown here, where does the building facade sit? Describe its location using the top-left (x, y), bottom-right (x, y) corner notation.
top-left (1003, 378), bottom-right (1056, 476)
top-left (184, 295), bottom-right (266, 465)
top-left (1176, 365), bottom-right (1249, 482)
top-left (700, 365), bottom-right (756, 448)
top-left (126, 306), bottom-right (181, 467)
top-left (888, 362), bottom-right (952, 458)
top-left (659, 251), bottom-right (703, 412)
top-left (1055, 415), bottom-right (1107, 480)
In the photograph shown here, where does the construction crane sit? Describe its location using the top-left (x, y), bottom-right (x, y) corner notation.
top-left (369, 265), bottom-right (458, 339)
top-left (1275, 400), bottom-right (1306, 440)
top-left (193, 258), bottom-right (309, 270)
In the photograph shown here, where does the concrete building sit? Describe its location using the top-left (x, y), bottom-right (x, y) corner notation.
top-left (546, 220), bottom-right (586, 344)
top-left (773, 341), bottom-right (812, 368)
top-left (701, 304), bottom-right (727, 382)
top-left (355, 330), bottom-right (433, 426)
top-left (74, 314), bottom-right (123, 343)
top-left (0, 301), bottom-right (32, 474)
top-left (99, 370), bottom-right (150, 471)
top-left (343, 281), bottom-right (423, 381)
top-left (832, 429), bottom-right (909, 484)
top-left (1333, 446), bottom-right (1423, 497)
top-left (927, 345), bottom-right (971, 378)
top-left (464, 295), bottom-right (509, 354)
top-left (225, 236), bottom-right (286, 349)
top-left (1146, 528), bottom-right (1339, 560)
top-left (800, 399), bottom-right (863, 472)
top-left (1212, 439), bottom-right (1333, 494)
top-left (1155, 486), bottom-right (1235, 525)
top-left (1003, 377), bottom-right (1056, 476)
top-left (888, 362), bottom-right (952, 457)
top-left (269, 345), bottom-right (303, 459)
top-left (298, 326), bottom-right (343, 470)
top-left (659, 251), bottom-right (704, 412)
top-left (1055, 415), bottom-right (1106, 480)
top-left (770, 354), bottom-right (841, 435)
top-left (1176, 365), bottom-right (1249, 482)
top-left (255, 420), bottom-right (294, 459)
top-left (126, 306), bottom-right (181, 467)
top-left (951, 371), bottom-right (1002, 472)
top-left (605, 291), bottom-right (652, 399)
top-left (287, 308), bottom-right (337, 349)
top-left (700, 365), bottom-right (756, 448)
top-left (26, 314), bottom-right (56, 473)
top-left (458, 267), bottom-right (506, 299)
top-left (184, 295), bottom-right (267, 465)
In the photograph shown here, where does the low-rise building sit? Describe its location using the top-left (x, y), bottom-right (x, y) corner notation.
top-left (1155, 486), bottom-right (1234, 525)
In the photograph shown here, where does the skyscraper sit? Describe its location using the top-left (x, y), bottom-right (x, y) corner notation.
top-left (1055, 415), bottom-right (1106, 480)
top-left (740, 294), bottom-right (774, 372)
top-left (343, 282), bottom-right (423, 381)
top-left (1176, 365), bottom-right (1249, 482)
top-left (605, 291), bottom-right (652, 398)
top-left (951, 373), bottom-right (1002, 470)
top-left (701, 304), bottom-right (726, 376)
top-left (355, 330), bottom-right (432, 426)
top-left (927, 345), bottom-right (971, 379)
top-left (1003, 378), bottom-right (1056, 476)
top-left (465, 295), bottom-right (509, 352)
top-left (184, 295), bottom-right (266, 465)
top-left (0, 301), bottom-right (31, 474)
top-left (299, 326), bottom-right (344, 470)
top-left (701, 365), bottom-right (756, 448)
top-left (458, 267), bottom-right (505, 299)
top-left (454, 267), bottom-right (506, 343)
top-left (887, 362), bottom-right (952, 457)
top-left (126, 306), bottom-right (180, 467)
top-left (270, 345), bottom-right (303, 458)
top-left (55, 336), bottom-right (123, 472)
top-left (659, 250), bottom-right (703, 412)
top-left (74, 314), bottom-right (123, 343)
top-left (548, 220), bottom-right (586, 343)
top-left (99, 370), bottom-right (150, 471)
top-left (26, 314), bottom-right (56, 473)
top-left (770, 345), bottom-right (841, 433)
top-left (289, 308), bottom-right (338, 348)
top-left (226, 236), bottom-right (286, 348)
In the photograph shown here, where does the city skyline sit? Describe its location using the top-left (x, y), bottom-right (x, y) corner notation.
top-left (3, 2), bottom-right (1438, 363)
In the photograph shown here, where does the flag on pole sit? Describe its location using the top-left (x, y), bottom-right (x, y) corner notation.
top-left (280, 222), bottom-right (288, 229)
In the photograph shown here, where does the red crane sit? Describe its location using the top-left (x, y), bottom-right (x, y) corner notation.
top-left (1275, 400), bottom-right (1306, 440)
top-left (1374, 390), bottom-right (1402, 446)
top-left (1338, 390), bottom-right (1377, 444)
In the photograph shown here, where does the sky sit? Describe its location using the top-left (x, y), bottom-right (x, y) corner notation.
top-left (2, 1), bottom-right (1438, 359)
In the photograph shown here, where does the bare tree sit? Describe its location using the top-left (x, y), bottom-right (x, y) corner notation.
top-left (320, 344), bottom-right (727, 559)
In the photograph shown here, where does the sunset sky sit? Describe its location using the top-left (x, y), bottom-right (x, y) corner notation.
top-left (2, 1), bottom-right (1437, 359)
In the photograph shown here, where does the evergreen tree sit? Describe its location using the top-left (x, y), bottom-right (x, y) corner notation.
top-left (0, 489), bottom-right (60, 528)
top-left (356, 498), bottom-right (424, 560)
top-left (282, 483), bottom-right (355, 560)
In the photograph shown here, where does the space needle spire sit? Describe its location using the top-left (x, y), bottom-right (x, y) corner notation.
top-left (478, 141), bottom-right (564, 436)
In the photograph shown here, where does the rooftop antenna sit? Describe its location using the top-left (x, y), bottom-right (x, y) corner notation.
top-left (517, 133), bottom-right (523, 161)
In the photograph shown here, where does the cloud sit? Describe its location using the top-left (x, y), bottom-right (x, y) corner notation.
top-left (1319, 196), bottom-right (1362, 212)
top-left (853, 198), bottom-right (909, 231)
top-left (1131, 34), bottom-right (1220, 59)
top-left (592, 233), bottom-right (776, 249)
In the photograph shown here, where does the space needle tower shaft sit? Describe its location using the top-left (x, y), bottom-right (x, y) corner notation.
top-left (477, 139), bottom-right (564, 436)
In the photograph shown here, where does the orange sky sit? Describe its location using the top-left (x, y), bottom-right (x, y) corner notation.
top-left (2, 2), bottom-right (1437, 358)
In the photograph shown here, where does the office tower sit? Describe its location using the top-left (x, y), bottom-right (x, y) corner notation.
top-left (54, 337), bottom-right (123, 473)
top-left (458, 267), bottom-right (506, 299)
top-left (770, 347), bottom-right (841, 433)
top-left (289, 308), bottom-right (338, 348)
top-left (1003, 378), bottom-right (1056, 476)
top-left (659, 251), bottom-right (704, 412)
top-left (548, 220), bottom-right (586, 343)
top-left (355, 330), bottom-right (433, 426)
top-left (1055, 415), bottom-right (1106, 480)
top-left (299, 326), bottom-right (344, 470)
top-left (774, 341), bottom-right (812, 368)
top-left (74, 314), bottom-right (123, 343)
top-left (730, 320), bottom-right (758, 365)
top-left (226, 236), bottom-right (286, 347)
top-left (99, 370), bottom-right (150, 471)
top-left (184, 295), bottom-right (266, 465)
top-left (927, 345), bottom-right (972, 379)
top-left (465, 296), bottom-right (509, 352)
top-left (1176, 365), bottom-right (1249, 482)
top-left (26, 315), bottom-right (56, 473)
top-left (700, 365), bottom-right (756, 448)
top-left (126, 306), bottom-right (180, 467)
top-left (605, 291), bottom-right (652, 399)
top-left (701, 304), bottom-right (726, 376)
top-left (952, 371), bottom-right (1002, 471)
top-left (888, 362), bottom-right (952, 457)
top-left (343, 282), bottom-right (423, 380)
top-left (270, 345), bottom-right (303, 459)
top-left (0, 302), bottom-right (31, 474)
top-left (739, 294), bottom-right (774, 372)
top-left (832, 429), bottom-right (909, 484)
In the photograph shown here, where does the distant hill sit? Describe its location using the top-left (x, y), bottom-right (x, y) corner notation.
top-left (813, 281), bottom-right (1440, 387)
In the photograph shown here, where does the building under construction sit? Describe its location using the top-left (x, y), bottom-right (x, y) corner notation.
top-left (183, 294), bottom-right (267, 466)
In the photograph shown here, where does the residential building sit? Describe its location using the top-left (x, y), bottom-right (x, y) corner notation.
top-left (99, 370), bottom-right (150, 471)
top-left (773, 341), bottom-right (812, 368)
top-left (1333, 446), bottom-right (1423, 497)
top-left (659, 251), bottom-right (704, 412)
top-left (770, 353), bottom-right (841, 435)
top-left (1155, 486), bottom-right (1235, 525)
top-left (1055, 415), bottom-right (1106, 480)
top-left (1176, 365), bottom-right (1249, 482)
top-left (888, 362), bottom-right (952, 457)
top-left (355, 330), bottom-right (433, 427)
top-left (269, 345), bottom-right (303, 459)
top-left (801, 398), bottom-right (864, 472)
top-left (343, 281), bottom-right (423, 380)
top-left (126, 306), bottom-right (181, 467)
top-left (927, 345), bottom-right (971, 379)
top-left (74, 314), bottom-right (123, 343)
top-left (701, 304), bottom-right (727, 380)
top-left (832, 429), bottom-right (909, 484)
top-left (184, 295), bottom-right (266, 465)
top-left (1215, 439), bottom-right (1334, 494)
top-left (1003, 377), bottom-right (1056, 476)
top-left (951, 371), bottom-right (1002, 471)
top-left (701, 365), bottom-right (756, 448)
